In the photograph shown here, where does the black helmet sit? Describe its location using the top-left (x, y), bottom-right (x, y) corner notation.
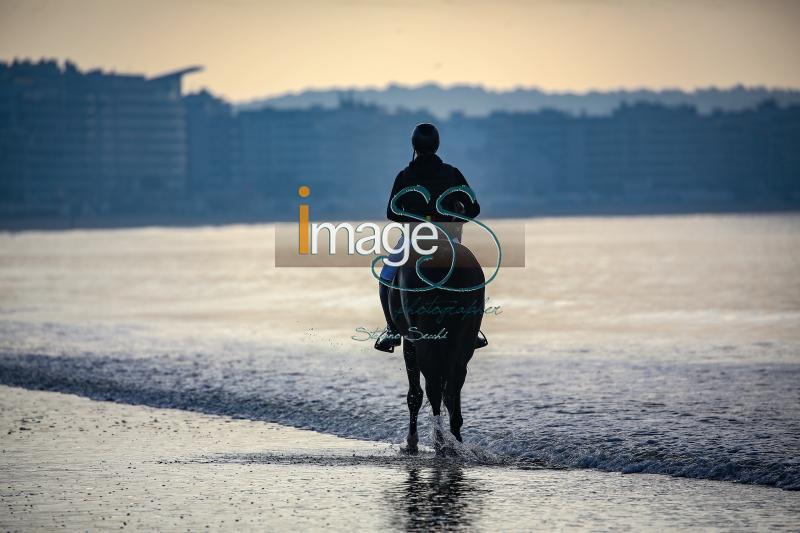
top-left (412, 123), bottom-right (439, 154)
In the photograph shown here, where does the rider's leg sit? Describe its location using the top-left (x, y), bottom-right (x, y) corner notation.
top-left (375, 282), bottom-right (401, 352)
top-left (375, 241), bottom-right (403, 352)
top-left (379, 283), bottom-right (398, 334)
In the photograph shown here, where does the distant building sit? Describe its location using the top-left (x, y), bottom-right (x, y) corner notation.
top-left (0, 59), bottom-right (798, 227)
top-left (236, 98), bottom-right (422, 219)
top-left (468, 102), bottom-right (800, 215)
top-left (0, 59), bottom-right (200, 219)
top-left (183, 90), bottom-right (241, 212)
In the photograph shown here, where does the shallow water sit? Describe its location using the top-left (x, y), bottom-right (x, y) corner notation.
top-left (3, 386), bottom-right (799, 531)
top-left (0, 214), bottom-right (799, 490)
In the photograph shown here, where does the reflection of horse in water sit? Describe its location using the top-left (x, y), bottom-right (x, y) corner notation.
top-left (388, 239), bottom-right (484, 453)
top-left (385, 465), bottom-right (489, 531)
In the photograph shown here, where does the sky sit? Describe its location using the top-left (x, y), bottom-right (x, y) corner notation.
top-left (1, 0), bottom-right (799, 102)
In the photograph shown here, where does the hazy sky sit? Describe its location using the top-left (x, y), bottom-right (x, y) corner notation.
top-left (1, 0), bottom-right (799, 101)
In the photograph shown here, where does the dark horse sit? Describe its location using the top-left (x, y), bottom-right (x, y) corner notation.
top-left (387, 238), bottom-right (484, 454)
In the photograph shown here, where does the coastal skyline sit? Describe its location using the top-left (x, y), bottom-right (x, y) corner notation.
top-left (1, 0), bottom-right (799, 102)
top-left (2, 1), bottom-right (800, 528)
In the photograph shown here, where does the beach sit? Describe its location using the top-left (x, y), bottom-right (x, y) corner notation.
top-left (2, 385), bottom-right (799, 531)
top-left (1, 214), bottom-right (799, 530)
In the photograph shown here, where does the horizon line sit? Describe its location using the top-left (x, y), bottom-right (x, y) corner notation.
top-left (4, 56), bottom-right (800, 104)
top-left (234, 80), bottom-right (800, 106)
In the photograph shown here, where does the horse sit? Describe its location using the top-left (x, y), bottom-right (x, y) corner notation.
top-left (387, 238), bottom-right (485, 454)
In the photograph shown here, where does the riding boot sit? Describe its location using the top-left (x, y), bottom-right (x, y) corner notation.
top-left (475, 330), bottom-right (488, 349)
top-left (375, 283), bottom-right (401, 353)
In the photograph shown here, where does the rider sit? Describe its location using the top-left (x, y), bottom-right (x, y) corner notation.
top-left (374, 123), bottom-right (488, 352)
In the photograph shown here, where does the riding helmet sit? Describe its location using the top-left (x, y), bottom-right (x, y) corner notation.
top-left (411, 123), bottom-right (440, 154)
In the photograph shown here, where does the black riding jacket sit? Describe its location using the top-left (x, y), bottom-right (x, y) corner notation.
top-left (386, 154), bottom-right (480, 223)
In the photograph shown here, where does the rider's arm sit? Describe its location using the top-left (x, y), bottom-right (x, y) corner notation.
top-left (386, 171), bottom-right (414, 222)
top-left (453, 167), bottom-right (481, 219)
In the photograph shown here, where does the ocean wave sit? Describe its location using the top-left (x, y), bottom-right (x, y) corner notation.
top-left (1, 343), bottom-right (798, 491)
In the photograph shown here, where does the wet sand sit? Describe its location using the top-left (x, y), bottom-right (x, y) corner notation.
top-left (1, 385), bottom-right (798, 531)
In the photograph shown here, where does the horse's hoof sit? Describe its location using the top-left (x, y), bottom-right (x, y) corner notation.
top-left (402, 432), bottom-right (419, 455)
top-left (433, 428), bottom-right (445, 449)
top-left (436, 445), bottom-right (458, 458)
top-left (401, 444), bottom-right (419, 455)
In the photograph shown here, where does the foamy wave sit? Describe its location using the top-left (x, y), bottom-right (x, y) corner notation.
top-left (1, 342), bottom-right (798, 491)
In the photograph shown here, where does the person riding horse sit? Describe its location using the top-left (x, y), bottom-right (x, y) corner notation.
top-left (375, 123), bottom-right (488, 353)
top-left (375, 123), bottom-right (489, 454)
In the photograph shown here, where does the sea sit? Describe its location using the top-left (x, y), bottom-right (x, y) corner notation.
top-left (1, 213), bottom-right (798, 491)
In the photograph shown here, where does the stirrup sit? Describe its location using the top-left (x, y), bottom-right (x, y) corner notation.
top-left (375, 330), bottom-right (402, 353)
top-left (475, 330), bottom-right (488, 349)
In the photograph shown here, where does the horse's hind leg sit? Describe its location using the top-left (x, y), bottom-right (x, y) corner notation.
top-left (422, 364), bottom-right (446, 450)
top-left (424, 371), bottom-right (443, 417)
top-left (444, 365), bottom-right (468, 442)
top-left (403, 342), bottom-right (423, 453)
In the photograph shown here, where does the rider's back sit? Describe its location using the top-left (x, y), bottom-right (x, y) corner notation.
top-left (386, 153), bottom-right (480, 223)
